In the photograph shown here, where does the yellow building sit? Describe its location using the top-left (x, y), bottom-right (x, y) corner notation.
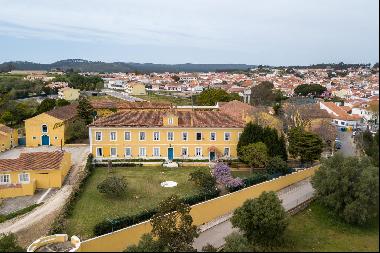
top-left (126, 82), bottom-right (147, 96)
top-left (58, 87), bottom-right (81, 101)
top-left (25, 104), bottom-right (77, 147)
top-left (0, 151), bottom-right (71, 198)
top-left (89, 110), bottom-right (245, 161)
top-left (0, 124), bottom-right (18, 152)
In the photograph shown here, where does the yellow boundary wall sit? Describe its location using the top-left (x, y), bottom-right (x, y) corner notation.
top-left (0, 180), bottom-right (36, 199)
top-left (77, 166), bottom-right (318, 252)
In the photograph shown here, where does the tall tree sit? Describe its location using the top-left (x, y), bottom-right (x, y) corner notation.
top-left (288, 127), bottom-right (323, 163)
top-left (294, 83), bottom-right (327, 97)
top-left (77, 95), bottom-right (95, 124)
top-left (312, 154), bottom-right (379, 225)
top-left (36, 98), bottom-right (56, 114)
top-left (239, 142), bottom-right (269, 168)
top-left (250, 81), bottom-right (276, 106)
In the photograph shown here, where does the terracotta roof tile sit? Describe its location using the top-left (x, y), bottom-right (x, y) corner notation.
top-left (45, 104), bottom-right (78, 121)
top-left (89, 110), bottom-right (245, 128)
top-left (0, 151), bottom-right (66, 172)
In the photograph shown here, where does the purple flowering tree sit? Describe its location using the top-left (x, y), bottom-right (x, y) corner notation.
top-left (212, 163), bottom-right (244, 190)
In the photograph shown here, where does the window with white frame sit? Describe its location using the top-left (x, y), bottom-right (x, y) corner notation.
top-left (110, 132), bottom-right (117, 141)
top-left (139, 147), bottom-right (146, 157)
top-left (95, 131), bottom-right (102, 141)
top-left (224, 132), bottom-right (231, 141)
top-left (196, 132), bottom-right (202, 141)
top-left (110, 147), bottom-right (117, 157)
top-left (168, 118), bottom-right (173, 125)
top-left (96, 147), bottom-right (103, 157)
top-left (139, 132), bottom-right (146, 141)
top-left (181, 147), bottom-right (188, 157)
top-left (0, 174), bottom-right (10, 185)
top-left (195, 147), bottom-right (202, 157)
top-left (153, 147), bottom-right (160, 157)
top-left (167, 132), bottom-right (174, 141)
top-left (153, 132), bottom-right (160, 141)
top-left (182, 132), bottom-right (188, 141)
top-left (223, 147), bottom-right (230, 157)
top-left (124, 131), bottom-right (131, 141)
top-left (125, 147), bottom-right (132, 157)
top-left (19, 173), bottom-right (30, 184)
top-left (210, 132), bottom-right (216, 141)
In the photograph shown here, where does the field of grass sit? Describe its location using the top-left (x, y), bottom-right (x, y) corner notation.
top-left (280, 201), bottom-right (379, 252)
top-left (134, 92), bottom-right (192, 106)
top-left (65, 166), bottom-right (207, 239)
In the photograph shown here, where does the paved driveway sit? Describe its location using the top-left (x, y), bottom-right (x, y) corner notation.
top-left (336, 130), bottom-right (357, 157)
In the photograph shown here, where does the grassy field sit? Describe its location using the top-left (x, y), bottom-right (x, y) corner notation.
top-left (134, 92), bottom-right (192, 106)
top-left (280, 201), bottom-right (379, 252)
top-left (65, 166), bottom-right (207, 238)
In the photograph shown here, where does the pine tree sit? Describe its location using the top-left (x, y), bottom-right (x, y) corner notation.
top-left (77, 95), bottom-right (95, 124)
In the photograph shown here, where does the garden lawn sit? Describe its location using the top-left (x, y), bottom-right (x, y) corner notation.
top-left (65, 166), bottom-right (207, 239)
top-left (279, 201), bottom-right (379, 252)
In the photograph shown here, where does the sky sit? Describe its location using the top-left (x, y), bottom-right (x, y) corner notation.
top-left (0, 0), bottom-right (378, 65)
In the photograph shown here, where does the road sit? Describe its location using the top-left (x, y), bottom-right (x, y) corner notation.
top-left (0, 145), bottom-right (89, 246)
top-left (336, 130), bottom-right (357, 157)
top-left (103, 89), bottom-right (145, 102)
top-left (193, 178), bottom-right (315, 251)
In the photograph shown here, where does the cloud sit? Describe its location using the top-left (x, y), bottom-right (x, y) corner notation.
top-left (0, 0), bottom-right (378, 64)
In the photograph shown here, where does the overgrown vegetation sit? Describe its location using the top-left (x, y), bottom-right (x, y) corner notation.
top-left (312, 154), bottom-right (379, 225)
top-left (0, 203), bottom-right (42, 224)
top-left (97, 176), bottom-right (128, 197)
top-left (196, 88), bottom-right (240, 106)
top-left (0, 233), bottom-right (24, 252)
top-left (53, 73), bottom-right (104, 91)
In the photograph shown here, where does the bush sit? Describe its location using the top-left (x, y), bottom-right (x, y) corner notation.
top-left (212, 162), bottom-right (244, 191)
top-left (0, 233), bottom-right (24, 252)
top-left (266, 156), bottom-right (290, 175)
top-left (188, 170), bottom-right (217, 194)
top-left (49, 154), bottom-right (94, 234)
top-left (202, 244), bottom-right (218, 252)
top-left (93, 191), bottom-right (219, 236)
top-left (97, 176), bottom-right (128, 197)
top-left (223, 232), bottom-right (252, 252)
top-left (239, 142), bottom-right (269, 168)
top-left (312, 154), bottom-right (379, 225)
top-left (0, 204), bottom-right (42, 224)
top-left (231, 191), bottom-right (288, 244)
top-left (65, 118), bottom-right (88, 143)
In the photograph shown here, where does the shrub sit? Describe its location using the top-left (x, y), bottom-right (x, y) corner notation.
top-left (93, 191), bottom-right (219, 236)
top-left (49, 154), bottom-right (94, 234)
top-left (239, 142), bottom-right (269, 168)
top-left (312, 154), bottom-right (379, 225)
top-left (0, 233), bottom-right (24, 252)
top-left (202, 244), bottom-right (218, 252)
top-left (0, 204), bottom-right (42, 224)
top-left (189, 170), bottom-right (217, 194)
top-left (231, 191), bottom-right (288, 245)
top-left (223, 232), bottom-right (252, 252)
top-left (266, 156), bottom-right (290, 175)
top-left (97, 176), bottom-right (128, 197)
top-left (212, 162), bottom-right (244, 191)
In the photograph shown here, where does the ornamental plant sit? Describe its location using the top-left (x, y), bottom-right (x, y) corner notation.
top-left (212, 162), bottom-right (244, 190)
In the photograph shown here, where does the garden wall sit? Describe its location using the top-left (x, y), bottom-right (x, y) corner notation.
top-left (76, 166), bottom-right (318, 252)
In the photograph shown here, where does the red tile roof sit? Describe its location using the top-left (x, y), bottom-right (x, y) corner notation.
top-left (91, 100), bottom-right (172, 110)
top-left (45, 104), bottom-right (78, 121)
top-left (0, 151), bottom-right (66, 172)
top-left (0, 124), bottom-right (14, 134)
top-left (320, 102), bottom-right (361, 121)
top-left (89, 110), bottom-right (245, 128)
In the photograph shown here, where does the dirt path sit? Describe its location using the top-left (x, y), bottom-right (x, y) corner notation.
top-left (0, 146), bottom-right (89, 247)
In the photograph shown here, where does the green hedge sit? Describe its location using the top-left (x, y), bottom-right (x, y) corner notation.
top-left (0, 203), bottom-right (42, 224)
top-left (93, 190), bottom-right (220, 236)
top-left (95, 163), bottom-right (143, 168)
top-left (49, 153), bottom-right (94, 234)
